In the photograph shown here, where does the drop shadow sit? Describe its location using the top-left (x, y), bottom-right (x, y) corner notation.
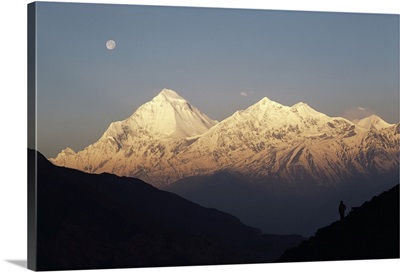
top-left (5, 260), bottom-right (27, 269)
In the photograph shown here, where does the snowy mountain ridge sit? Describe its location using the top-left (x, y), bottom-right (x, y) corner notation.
top-left (50, 89), bottom-right (399, 188)
top-left (101, 89), bottom-right (217, 141)
top-left (355, 115), bottom-right (392, 131)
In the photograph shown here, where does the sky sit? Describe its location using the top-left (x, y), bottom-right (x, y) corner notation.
top-left (33, 2), bottom-right (399, 158)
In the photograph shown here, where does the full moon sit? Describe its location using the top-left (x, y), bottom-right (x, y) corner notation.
top-left (106, 40), bottom-right (116, 50)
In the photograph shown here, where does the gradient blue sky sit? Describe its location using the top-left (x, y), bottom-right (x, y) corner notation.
top-left (35, 2), bottom-right (399, 158)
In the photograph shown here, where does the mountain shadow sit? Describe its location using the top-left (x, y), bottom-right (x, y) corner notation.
top-left (29, 149), bottom-right (303, 271)
top-left (166, 171), bottom-right (398, 236)
top-left (277, 184), bottom-right (399, 262)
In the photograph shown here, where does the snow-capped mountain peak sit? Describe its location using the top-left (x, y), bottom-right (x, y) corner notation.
top-left (292, 102), bottom-right (310, 110)
top-left (51, 147), bottom-right (76, 166)
top-left (244, 96), bottom-right (285, 115)
top-left (356, 114), bottom-right (393, 130)
top-left (134, 89), bottom-right (217, 139)
top-left (236, 97), bottom-right (331, 132)
top-left (247, 97), bottom-right (319, 118)
top-left (255, 96), bottom-right (281, 107)
top-left (290, 102), bottom-right (322, 118)
top-left (62, 147), bottom-right (76, 155)
top-left (157, 88), bottom-right (185, 101)
top-left (100, 89), bottom-right (218, 141)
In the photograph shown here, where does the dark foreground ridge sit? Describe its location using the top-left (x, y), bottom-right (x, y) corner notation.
top-left (30, 149), bottom-right (303, 271)
top-left (277, 184), bottom-right (399, 262)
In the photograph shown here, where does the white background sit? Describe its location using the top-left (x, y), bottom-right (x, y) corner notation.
top-left (0, 0), bottom-right (399, 271)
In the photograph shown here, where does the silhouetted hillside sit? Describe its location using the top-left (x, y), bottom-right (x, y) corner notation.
top-left (277, 184), bottom-right (399, 262)
top-left (29, 149), bottom-right (303, 270)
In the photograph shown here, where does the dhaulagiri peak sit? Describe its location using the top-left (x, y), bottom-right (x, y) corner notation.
top-left (153, 89), bottom-right (186, 102)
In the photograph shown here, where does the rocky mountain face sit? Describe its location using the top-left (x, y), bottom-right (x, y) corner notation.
top-left (51, 89), bottom-right (399, 188)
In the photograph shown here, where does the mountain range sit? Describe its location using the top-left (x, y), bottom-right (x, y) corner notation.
top-left (49, 89), bottom-right (399, 235)
top-left (51, 89), bottom-right (399, 187)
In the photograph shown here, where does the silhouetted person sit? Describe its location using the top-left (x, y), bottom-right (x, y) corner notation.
top-left (339, 200), bottom-right (346, 221)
